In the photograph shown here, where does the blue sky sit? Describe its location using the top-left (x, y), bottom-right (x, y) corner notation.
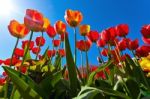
top-left (0, 0), bottom-right (150, 72)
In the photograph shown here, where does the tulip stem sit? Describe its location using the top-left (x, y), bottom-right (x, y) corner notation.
top-left (21, 31), bottom-right (34, 74)
top-left (10, 37), bottom-right (19, 67)
top-left (4, 37), bottom-right (20, 98)
top-left (84, 36), bottom-right (90, 77)
top-left (35, 32), bottom-right (44, 60)
top-left (80, 51), bottom-right (84, 78)
top-left (97, 46), bottom-right (104, 64)
top-left (74, 28), bottom-right (77, 65)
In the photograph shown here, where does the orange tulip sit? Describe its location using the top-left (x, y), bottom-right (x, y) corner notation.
top-left (42, 17), bottom-right (50, 31)
top-left (24, 9), bottom-right (44, 32)
top-left (64, 9), bottom-right (83, 27)
top-left (8, 20), bottom-right (30, 38)
top-left (54, 20), bottom-right (66, 35)
top-left (79, 25), bottom-right (90, 36)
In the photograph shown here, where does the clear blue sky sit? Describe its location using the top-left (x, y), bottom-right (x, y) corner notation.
top-left (0, 0), bottom-right (150, 73)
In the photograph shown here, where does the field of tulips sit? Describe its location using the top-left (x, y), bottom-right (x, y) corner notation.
top-left (0, 9), bottom-right (150, 99)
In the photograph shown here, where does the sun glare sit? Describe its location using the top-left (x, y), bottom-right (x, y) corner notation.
top-left (0, 0), bottom-right (14, 16)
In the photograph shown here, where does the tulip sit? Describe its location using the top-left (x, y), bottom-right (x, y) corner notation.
top-left (64, 9), bottom-right (83, 27)
top-left (116, 24), bottom-right (129, 37)
top-left (42, 17), bottom-right (50, 31)
top-left (35, 36), bottom-right (45, 46)
top-left (117, 38), bottom-right (128, 51)
top-left (52, 39), bottom-right (61, 47)
top-left (32, 47), bottom-right (41, 54)
top-left (0, 78), bottom-right (5, 85)
top-left (100, 27), bottom-right (117, 43)
top-left (142, 37), bottom-right (150, 44)
top-left (76, 40), bottom-right (92, 52)
top-left (54, 20), bottom-right (66, 35)
top-left (14, 48), bottom-right (24, 57)
top-left (3, 57), bottom-right (19, 66)
top-left (46, 25), bottom-right (56, 38)
top-left (60, 32), bottom-right (68, 41)
top-left (22, 40), bottom-right (34, 50)
top-left (58, 49), bottom-right (66, 57)
top-left (136, 45), bottom-right (150, 57)
top-left (139, 57), bottom-right (150, 72)
top-left (79, 25), bottom-right (90, 36)
top-left (87, 30), bottom-right (99, 42)
top-left (8, 20), bottom-right (30, 38)
top-left (24, 9), bottom-right (44, 32)
top-left (141, 25), bottom-right (150, 38)
top-left (97, 39), bottom-right (106, 47)
top-left (128, 39), bottom-right (139, 50)
top-left (47, 50), bottom-right (56, 58)
top-left (101, 48), bottom-right (108, 57)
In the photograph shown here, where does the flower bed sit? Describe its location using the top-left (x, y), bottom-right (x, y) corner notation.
top-left (0, 9), bottom-right (150, 99)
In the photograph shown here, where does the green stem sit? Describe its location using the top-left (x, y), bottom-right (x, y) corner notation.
top-left (21, 31), bottom-right (34, 74)
top-left (84, 36), bottom-right (89, 77)
top-left (80, 51), bottom-right (84, 77)
top-left (97, 46), bottom-right (104, 63)
top-left (35, 31), bottom-right (44, 60)
top-left (10, 85), bottom-right (16, 99)
top-left (4, 37), bottom-right (19, 98)
top-left (10, 37), bottom-right (19, 67)
top-left (74, 28), bottom-right (77, 65)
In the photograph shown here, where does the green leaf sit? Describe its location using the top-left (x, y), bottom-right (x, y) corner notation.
top-left (2, 66), bottom-right (43, 99)
top-left (126, 57), bottom-right (150, 88)
top-left (42, 46), bottom-right (49, 59)
top-left (125, 78), bottom-right (140, 99)
top-left (77, 86), bottom-right (130, 99)
top-left (53, 53), bottom-right (61, 71)
top-left (39, 70), bottom-right (62, 96)
top-left (87, 60), bottom-right (113, 86)
top-left (65, 35), bottom-right (80, 96)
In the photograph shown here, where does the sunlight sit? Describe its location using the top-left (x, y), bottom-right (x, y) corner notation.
top-left (0, 0), bottom-right (14, 16)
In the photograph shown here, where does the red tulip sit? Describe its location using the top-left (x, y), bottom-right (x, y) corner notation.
top-left (0, 78), bottom-right (5, 85)
top-left (116, 24), bottom-right (129, 37)
top-left (17, 67), bottom-right (27, 74)
top-left (121, 54), bottom-right (131, 61)
top-left (3, 57), bottom-right (19, 66)
top-left (22, 40), bottom-right (34, 50)
top-left (58, 49), bottom-right (66, 57)
top-left (101, 48), bottom-right (108, 57)
top-left (24, 9), bottom-right (44, 32)
top-left (54, 20), bottom-right (66, 35)
top-left (47, 50), bottom-right (56, 58)
top-left (35, 36), bottom-right (45, 46)
top-left (2, 72), bottom-right (7, 77)
top-left (8, 20), bottom-right (30, 38)
top-left (101, 27), bottom-right (117, 43)
top-left (142, 37), bottom-right (150, 44)
top-left (14, 48), bottom-right (24, 57)
top-left (52, 39), bottom-right (61, 47)
top-left (136, 45), bottom-right (150, 57)
top-left (32, 47), bottom-right (41, 54)
top-left (64, 9), bottom-right (83, 27)
top-left (46, 25), bottom-right (56, 38)
top-left (97, 39), bottom-right (106, 47)
top-left (0, 60), bottom-right (3, 65)
top-left (76, 40), bottom-right (92, 51)
top-left (128, 39), bottom-right (139, 50)
top-left (87, 31), bottom-right (99, 42)
top-left (60, 32), bottom-right (68, 41)
top-left (117, 38), bottom-right (128, 51)
top-left (90, 66), bottom-right (109, 79)
top-left (141, 25), bottom-right (150, 38)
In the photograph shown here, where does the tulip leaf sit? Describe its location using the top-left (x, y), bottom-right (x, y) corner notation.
top-left (39, 70), bottom-right (62, 96)
top-left (2, 66), bottom-right (46, 99)
top-left (126, 57), bottom-right (150, 88)
top-left (125, 78), bottom-right (140, 98)
top-left (87, 60), bottom-right (112, 86)
top-left (65, 35), bottom-right (80, 97)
